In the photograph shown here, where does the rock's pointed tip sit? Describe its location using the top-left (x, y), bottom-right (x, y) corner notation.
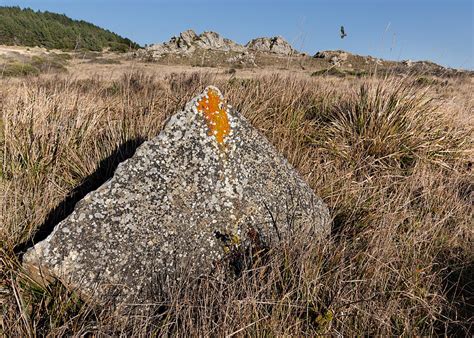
top-left (202, 85), bottom-right (223, 98)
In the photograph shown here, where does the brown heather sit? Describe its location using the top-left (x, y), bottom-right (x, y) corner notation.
top-left (1, 72), bottom-right (473, 336)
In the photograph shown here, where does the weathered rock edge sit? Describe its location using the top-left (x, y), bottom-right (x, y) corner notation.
top-left (23, 86), bottom-right (330, 308)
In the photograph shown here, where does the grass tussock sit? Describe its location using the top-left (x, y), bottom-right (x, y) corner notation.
top-left (316, 80), bottom-right (467, 171)
top-left (311, 67), bottom-right (368, 78)
top-left (1, 72), bottom-right (473, 336)
top-left (0, 61), bottom-right (40, 77)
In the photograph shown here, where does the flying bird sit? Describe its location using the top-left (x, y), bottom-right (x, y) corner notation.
top-left (340, 26), bottom-right (347, 39)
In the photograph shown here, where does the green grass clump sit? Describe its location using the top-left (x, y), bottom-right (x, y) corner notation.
top-left (1, 62), bottom-right (40, 77)
top-left (86, 58), bottom-right (121, 65)
top-left (0, 53), bottom-right (69, 78)
top-left (311, 67), bottom-right (368, 78)
top-left (311, 67), bottom-right (346, 77)
top-left (31, 55), bottom-right (67, 73)
top-left (313, 81), bottom-right (467, 171)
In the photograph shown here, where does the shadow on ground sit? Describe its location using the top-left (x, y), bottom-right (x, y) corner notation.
top-left (15, 138), bottom-right (145, 257)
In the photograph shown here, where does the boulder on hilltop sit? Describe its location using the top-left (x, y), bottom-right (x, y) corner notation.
top-left (140, 31), bottom-right (299, 59)
top-left (246, 36), bottom-right (297, 55)
top-left (146, 29), bottom-right (245, 57)
top-left (314, 50), bottom-right (349, 65)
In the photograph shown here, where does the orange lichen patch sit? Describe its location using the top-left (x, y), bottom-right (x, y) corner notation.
top-left (197, 88), bottom-right (230, 144)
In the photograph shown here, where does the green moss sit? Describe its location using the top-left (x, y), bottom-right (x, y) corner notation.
top-left (315, 309), bottom-right (334, 331)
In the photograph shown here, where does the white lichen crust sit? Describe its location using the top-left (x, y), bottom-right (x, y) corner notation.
top-left (23, 86), bottom-right (330, 308)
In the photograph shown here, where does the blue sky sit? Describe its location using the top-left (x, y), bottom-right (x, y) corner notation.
top-left (1, 0), bottom-right (473, 69)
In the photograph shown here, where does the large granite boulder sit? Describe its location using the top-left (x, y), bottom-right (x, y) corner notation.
top-left (23, 86), bottom-right (330, 308)
top-left (246, 36), bottom-right (297, 55)
top-left (138, 31), bottom-right (301, 60)
top-left (179, 29), bottom-right (198, 46)
top-left (146, 30), bottom-right (245, 58)
top-left (314, 50), bottom-right (349, 66)
top-left (195, 31), bottom-right (244, 52)
top-left (146, 30), bottom-right (197, 56)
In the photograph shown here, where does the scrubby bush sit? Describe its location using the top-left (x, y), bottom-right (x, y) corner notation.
top-left (1, 61), bottom-right (39, 76)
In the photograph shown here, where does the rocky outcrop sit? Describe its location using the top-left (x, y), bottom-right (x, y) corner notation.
top-left (23, 86), bottom-right (330, 309)
top-left (141, 31), bottom-right (299, 59)
top-left (399, 59), bottom-right (458, 76)
top-left (314, 50), bottom-right (349, 66)
top-left (246, 36), bottom-right (297, 55)
top-left (146, 29), bottom-right (245, 57)
top-left (195, 31), bottom-right (244, 51)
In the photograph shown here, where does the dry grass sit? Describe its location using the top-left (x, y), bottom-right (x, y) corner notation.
top-left (1, 71), bottom-right (473, 336)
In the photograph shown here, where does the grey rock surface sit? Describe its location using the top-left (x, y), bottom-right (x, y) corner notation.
top-left (246, 36), bottom-right (297, 55)
top-left (226, 51), bottom-right (257, 66)
top-left (314, 50), bottom-right (349, 66)
top-left (23, 86), bottom-right (330, 308)
top-left (140, 31), bottom-right (298, 59)
top-left (179, 29), bottom-right (198, 46)
top-left (195, 31), bottom-right (244, 51)
top-left (146, 30), bottom-right (245, 58)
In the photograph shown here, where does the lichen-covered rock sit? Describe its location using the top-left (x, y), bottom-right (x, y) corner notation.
top-left (23, 86), bottom-right (330, 308)
top-left (146, 30), bottom-right (245, 58)
top-left (226, 51), bottom-right (257, 66)
top-left (138, 31), bottom-right (301, 60)
top-left (179, 29), bottom-right (198, 46)
top-left (314, 50), bottom-right (349, 66)
top-left (246, 36), bottom-right (297, 55)
top-left (195, 31), bottom-right (244, 52)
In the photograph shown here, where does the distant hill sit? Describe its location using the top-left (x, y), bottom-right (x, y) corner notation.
top-left (0, 6), bottom-right (140, 52)
top-left (136, 30), bottom-right (471, 77)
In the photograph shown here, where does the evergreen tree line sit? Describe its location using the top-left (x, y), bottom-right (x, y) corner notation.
top-left (0, 6), bottom-right (140, 52)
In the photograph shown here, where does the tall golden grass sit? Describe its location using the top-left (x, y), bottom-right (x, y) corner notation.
top-left (1, 72), bottom-right (472, 335)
